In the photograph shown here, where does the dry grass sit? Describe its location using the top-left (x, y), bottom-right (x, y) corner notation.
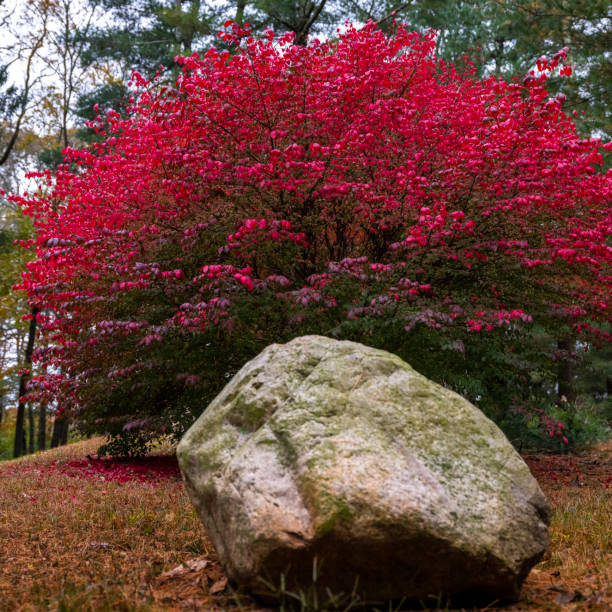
top-left (0, 437), bottom-right (610, 611)
top-left (516, 442), bottom-right (612, 611)
top-left (0, 438), bottom-right (224, 611)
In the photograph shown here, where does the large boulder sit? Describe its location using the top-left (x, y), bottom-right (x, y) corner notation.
top-left (177, 335), bottom-right (550, 605)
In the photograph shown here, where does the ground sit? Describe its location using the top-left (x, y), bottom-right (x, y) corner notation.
top-left (0, 437), bottom-right (610, 611)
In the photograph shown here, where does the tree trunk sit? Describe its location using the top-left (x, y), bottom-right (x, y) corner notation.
top-left (294, 0), bottom-right (327, 46)
top-left (494, 37), bottom-right (504, 74)
top-left (13, 307), bottom-right (38, 458)
top-left (50, 413), bottom-right (69, 448)
top-left (13, 382), bottom-right (27, 458)
top-left (557, 337), bottom-right (576, 403)
top-left (235, 0), bottom-right (246, 25)
top-left (28, 403), bottom-right (35, 454)
top-left (37, 402), bottom-right (47, 451)
top-left (61, 418), bottom-right (68, 445)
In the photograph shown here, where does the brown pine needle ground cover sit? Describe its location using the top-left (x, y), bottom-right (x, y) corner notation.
top-left (0, 437), bottom-right (610, 611)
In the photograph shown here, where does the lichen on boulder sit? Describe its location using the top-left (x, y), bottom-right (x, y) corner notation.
top-left (177, 335), bottom-right (550, 605)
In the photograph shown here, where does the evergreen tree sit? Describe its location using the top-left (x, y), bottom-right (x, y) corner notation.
top-left (81, 0), bottom-right (216, 74)
top-left (347, 0), bottom-right (610, 139)
top-left (492, 0), bottom-right (611, 139)
top-left (73, 0), bottom-right (222, 139)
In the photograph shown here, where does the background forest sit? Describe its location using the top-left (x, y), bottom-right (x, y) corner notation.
top-left (0, 0), bottom-right (610, 459)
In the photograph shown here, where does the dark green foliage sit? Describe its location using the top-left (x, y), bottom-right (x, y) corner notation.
top-left (0, 65), bottom-right (24, 119)
top-left (0, 227), bottom-right (14, 255)
top-left (0, 424), bottom-right (12, 461)
top-left (97, 430), bottom-right (152, 457)
top-left (492, 0), bottom-right (612, 139)
top-left (80, 0), bottom-right (211, 72)
top-left (75, 83), bottom-right (132, 144)
top-left (501, 399), bottom-right (610, 453)
top-left (77, 83), bottom-right (130, 121)
top-left (577, 326), bottom-right (612, 401)
top-left (37, 148), bottom-right (65, 172)
top-left (73, 0), bottom-right (218, 143)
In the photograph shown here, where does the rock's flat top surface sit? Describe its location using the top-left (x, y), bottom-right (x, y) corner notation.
top-left (178, 335), bottom-right (550, 604)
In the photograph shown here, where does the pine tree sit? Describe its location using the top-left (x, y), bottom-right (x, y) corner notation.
top-left (492, 0), bottom-right (611, 139)
top-left (253, 0), bottom-right (332, 45)
top-left (73, 0), bottom-right (220, 139)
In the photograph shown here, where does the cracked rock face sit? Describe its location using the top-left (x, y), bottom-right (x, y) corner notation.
top-left (177, 335), bottom-right (550, 604)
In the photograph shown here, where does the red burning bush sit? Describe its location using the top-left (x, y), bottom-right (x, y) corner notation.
top-left (13, 23), bottom-right (611, 453)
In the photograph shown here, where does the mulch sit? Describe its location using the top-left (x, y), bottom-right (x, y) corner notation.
top-left (523, 442), bottom-right (612, 489)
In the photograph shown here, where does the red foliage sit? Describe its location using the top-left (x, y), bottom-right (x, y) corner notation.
top-left (61, 455), bottom-right (181, 483)
top-left (11, 23), bottom-right (611, 431)
top-left (0, 455), bottom-right (181, 484)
